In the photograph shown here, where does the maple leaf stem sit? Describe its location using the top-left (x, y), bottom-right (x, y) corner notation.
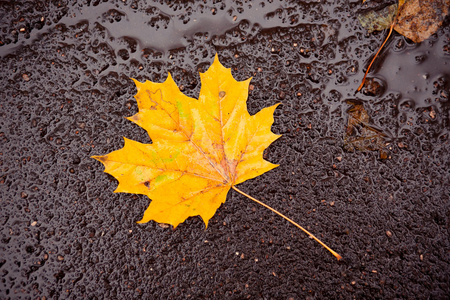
top-left (357, 17), bottom-right (396, 92)
top-left (231, 185), bottom-right (342, 261)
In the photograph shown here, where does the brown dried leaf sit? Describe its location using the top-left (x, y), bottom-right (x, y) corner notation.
top-left (394, 0), bottom-right (450, 43)
top-left (344, 100), bottom-right (387, 154)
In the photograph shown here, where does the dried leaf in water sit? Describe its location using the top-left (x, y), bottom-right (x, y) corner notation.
top-left (394, 0), bottom-right (450, 43)
top-left (356, 1), bottom-right (404, 91)
top-left (344, 100), bottom-right (387, 154)
top-left (358, 3), bottom-right (398, 33)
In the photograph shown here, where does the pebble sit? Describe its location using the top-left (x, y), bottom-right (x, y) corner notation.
top-left (429, 110), bottom-right (436, 119)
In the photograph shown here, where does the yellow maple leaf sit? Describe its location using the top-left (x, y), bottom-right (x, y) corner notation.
top-left (93, 54), bottom-right (280, 228)
top-left (93, 54), bottom-right (342, 260)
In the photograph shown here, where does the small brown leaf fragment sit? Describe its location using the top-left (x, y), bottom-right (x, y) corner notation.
top-left (344, 100), bottom-right (387, 154)
top-left (394, 0), bottom-right (450, 43)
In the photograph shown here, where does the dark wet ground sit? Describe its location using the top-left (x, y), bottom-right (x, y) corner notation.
top-left (1, 0), bottom-right (449, 299)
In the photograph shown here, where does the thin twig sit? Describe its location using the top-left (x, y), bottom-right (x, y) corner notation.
top-left (232, 185), bottom-right (342, 260)
top-left (357, 16), bottom-right (397, 92)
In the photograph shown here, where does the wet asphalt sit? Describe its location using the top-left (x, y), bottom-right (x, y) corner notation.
top-left (1, 1), bottom-right (449, 299)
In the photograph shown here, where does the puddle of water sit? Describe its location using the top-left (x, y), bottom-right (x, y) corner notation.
top-left (1, 1), bottom-right (356, 59)
top-left (0, 0), bottom-right (310, 57)
top-left (377, 34), bottom-right (450, 108)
